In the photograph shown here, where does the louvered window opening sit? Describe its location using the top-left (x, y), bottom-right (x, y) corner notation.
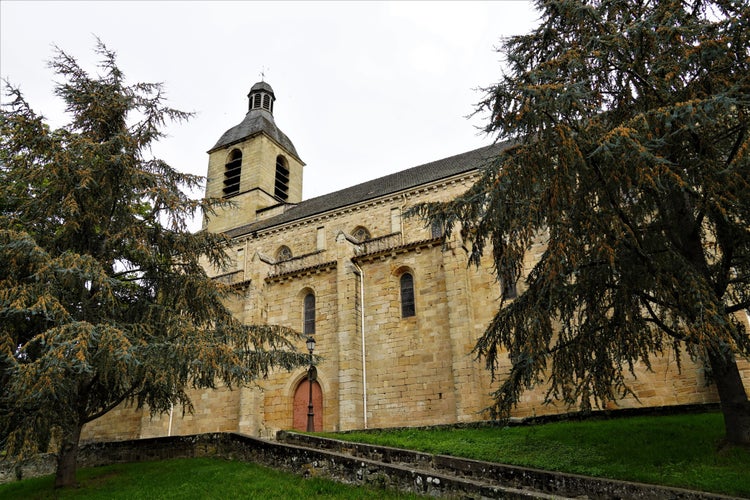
top-left (223, 150), bottom-right (242, 197)
top-left (250, 93), bottom-right (273, 113)
top-left (275, 156), bottom-right (289, 200)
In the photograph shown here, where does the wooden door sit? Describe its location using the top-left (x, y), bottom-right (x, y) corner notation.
top-left (293, 379), bottom-right (322, 431)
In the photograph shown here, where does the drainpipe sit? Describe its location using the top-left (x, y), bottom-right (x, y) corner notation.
top-left (168, 402), bottom-right (173, 436)
top-left (351, 260), bottom-right (368, 429)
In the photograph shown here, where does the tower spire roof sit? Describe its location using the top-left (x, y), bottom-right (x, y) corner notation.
top-left (208, 81), bottom-right (299, 159)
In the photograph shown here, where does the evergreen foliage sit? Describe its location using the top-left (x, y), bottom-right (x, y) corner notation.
top-left (412, 0), bottom-right (750, 444)
top-left (0, 42), bottom-right (308, 487)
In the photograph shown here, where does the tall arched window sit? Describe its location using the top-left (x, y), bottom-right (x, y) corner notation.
top-left (223, 149), bottom-right (242, 197)
top-left (275, 155), bottom-right (290, 201)
top-left (400, 273), bottom-right (415, 318)
top-left (502, 269), bottom-right (518, 300)
top-left (499, 260), bottom-right (519, 300)
top-left (431, 220), bottom-right (443, 239)
top-left (303, 292), bottom-right (316, 335)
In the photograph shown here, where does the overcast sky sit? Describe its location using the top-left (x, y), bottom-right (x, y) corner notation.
top-left (1, 1), bottom-right (540, 204)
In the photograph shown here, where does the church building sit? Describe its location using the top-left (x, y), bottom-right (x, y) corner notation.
top-left (82, 82), bottom-right (740, 442)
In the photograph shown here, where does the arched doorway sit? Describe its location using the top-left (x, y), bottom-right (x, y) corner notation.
top-left (293, 379), bottom-right (322, 431)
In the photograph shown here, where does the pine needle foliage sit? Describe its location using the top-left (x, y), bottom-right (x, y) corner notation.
top-left (411, 0), bottom-right (750, 445)
top-left (0, 41), bottom-right (309, 487)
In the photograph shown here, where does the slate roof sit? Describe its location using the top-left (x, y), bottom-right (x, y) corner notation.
top-left (209, 108), bottom-right (300, 159)
top-left (250, 81), bottom-right (274, 93)
top-left (225, 141), bottom-right (511, 238)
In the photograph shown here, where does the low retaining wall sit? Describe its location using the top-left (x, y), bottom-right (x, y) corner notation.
top-left (0, 432), bottom-right (741, 499)
top-left (0, 454), bottom-right (56, 484)
top-left (75, 433), bottom-right (549, 499)
top-left (279, 432), bottom-right (738, 500)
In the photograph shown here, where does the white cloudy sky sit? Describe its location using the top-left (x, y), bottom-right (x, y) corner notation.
top-left (1, 1), bottom-right (540, 202)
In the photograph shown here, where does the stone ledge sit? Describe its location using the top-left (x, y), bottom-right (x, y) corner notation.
top-left (277, 431), bottom-right (740, 500)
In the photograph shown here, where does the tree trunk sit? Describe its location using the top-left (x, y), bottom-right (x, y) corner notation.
top-left (708, 349), bottom-right (750, 447)
top-left (54, 423), bottom-right (82, 488)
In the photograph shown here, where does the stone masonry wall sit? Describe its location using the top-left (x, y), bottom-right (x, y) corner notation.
top-left (80, 170), bottom-right (749, 442)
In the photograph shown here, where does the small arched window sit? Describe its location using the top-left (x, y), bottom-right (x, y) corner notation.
top-left (400, 273), bottom-right (415, 318)
top-left (303, 292), bottom-right (316, 335)
top-left (352, 226), bottom-right (371, 243)
top-left (263, 94), bottom-right (271, 111)
top-left (276, 245), bottom-right (293, 261)
top-left (223, 149), bottom-right (242, 197)
top-left (274, 155), bottom-right (290, 201)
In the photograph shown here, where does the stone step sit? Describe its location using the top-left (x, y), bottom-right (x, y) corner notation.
top-left (276, 431), bottom-right (738, 500)
top-left (264, 433), bottom-right (570, 499)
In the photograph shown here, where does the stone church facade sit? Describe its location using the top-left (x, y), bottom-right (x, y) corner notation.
top-left (82, 82), bottom-right (747, 442)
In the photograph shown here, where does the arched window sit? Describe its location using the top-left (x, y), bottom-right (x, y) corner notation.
top-left (352, 226), bottom-right (371, 242)
top-left (274, 155), bottom-right (290, 201)
top-left (431, 220), bottom-right (443, 239)
top-left (303, 292), bottom-right (316, 335)
top-left (501, 277), bottom-right (518, 299)
top-left (400, 273), bottom-right (415, 318)
top-left (223, 149), bottom-right (242, 197)
top-left (263, 94), bottom-right (271, 111)
top-left (276, 245), bottom-right (293, 262)
top-left (501, 263), bottom-right (518, 300)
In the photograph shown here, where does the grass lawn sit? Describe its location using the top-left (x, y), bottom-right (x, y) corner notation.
top-left (0, 457), bottom-right (421, 499)
top-left (321, 411), bottom-right (750, 498)
top-left (2, 412), bottom-right (747, 498)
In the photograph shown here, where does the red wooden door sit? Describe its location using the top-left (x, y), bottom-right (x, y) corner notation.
top-left (293, 379), bottom-right (322, 431)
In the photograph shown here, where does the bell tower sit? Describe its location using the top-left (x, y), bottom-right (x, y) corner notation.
top-left (204, 81), bottom-right (304, 233)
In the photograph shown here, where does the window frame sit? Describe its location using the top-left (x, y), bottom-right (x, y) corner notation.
top-left (400, 273), bottom-right (415, 318)
top-left (303, 292), bottom-right (316, 335)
